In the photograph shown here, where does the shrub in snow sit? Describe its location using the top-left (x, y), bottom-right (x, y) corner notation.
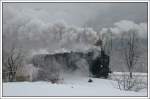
top-left (111, 72), bottom-right (147, 92)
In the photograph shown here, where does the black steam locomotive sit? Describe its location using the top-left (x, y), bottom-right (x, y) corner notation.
top-left (32, 48), bottom-right (111, 80)
top-left (89, 49), bottom-right (111, 78)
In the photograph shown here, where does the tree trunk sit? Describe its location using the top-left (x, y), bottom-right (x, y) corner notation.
top-left (9, 72), bottom-right (16, 82)
top-left (129, 72), bottom-right (132, 78)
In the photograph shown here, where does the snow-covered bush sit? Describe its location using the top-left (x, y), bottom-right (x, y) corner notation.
top-left (111, 72), bottom-right (147, 92)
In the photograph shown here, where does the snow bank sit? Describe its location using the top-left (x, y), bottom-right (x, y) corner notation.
top-left (3, 77), bottom-right (147, 96)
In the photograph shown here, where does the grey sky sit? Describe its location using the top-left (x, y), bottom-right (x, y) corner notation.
top-left (3, 2), bottom-right (147, 30)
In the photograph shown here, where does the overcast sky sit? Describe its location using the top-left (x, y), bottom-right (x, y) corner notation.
top-left (3, 2), bottom-right (147, 30)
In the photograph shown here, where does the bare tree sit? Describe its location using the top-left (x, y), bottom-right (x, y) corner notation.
top-left (3, 47), bottom-right (24, 82)
top-left (120, 29), bottom-right (140, 78)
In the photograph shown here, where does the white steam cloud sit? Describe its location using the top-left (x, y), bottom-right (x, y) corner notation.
top-left (3, 6), bottom-right (99, 53)
top-left (100, 20), bottom-right (147, 38)
top-left (3, 6), bottom-right (147, 55)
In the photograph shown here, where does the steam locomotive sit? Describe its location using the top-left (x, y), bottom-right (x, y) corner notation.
top-left (32, 48), bottom-right (111, 80)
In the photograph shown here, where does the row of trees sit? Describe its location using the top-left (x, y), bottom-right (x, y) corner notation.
top-left (100, 28), bottom-right (141, 78)
top-left (101, 28), bottom-right (146, 91)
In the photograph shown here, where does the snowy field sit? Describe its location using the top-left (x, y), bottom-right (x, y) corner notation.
top-left (3, 72), bottom-right (147, 97)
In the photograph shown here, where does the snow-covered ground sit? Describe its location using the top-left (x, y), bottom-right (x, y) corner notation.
top-left (3, 72), bottom-right (147, 96)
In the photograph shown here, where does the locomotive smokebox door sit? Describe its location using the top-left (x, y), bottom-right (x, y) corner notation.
top-left (90, 49), bottom-right (111, 78)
